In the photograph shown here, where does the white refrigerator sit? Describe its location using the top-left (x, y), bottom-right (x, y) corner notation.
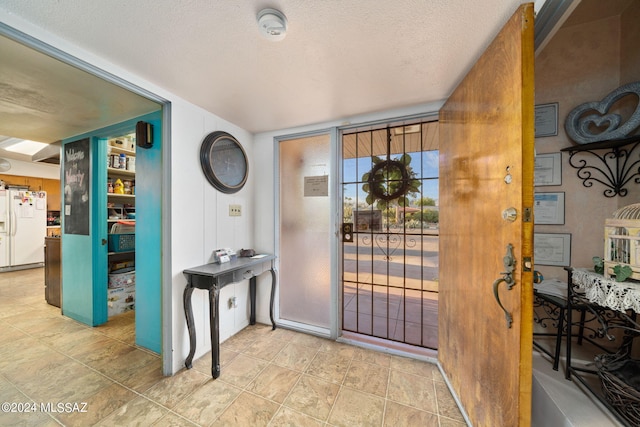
top-left (0, 190), bottom-right (47, 269)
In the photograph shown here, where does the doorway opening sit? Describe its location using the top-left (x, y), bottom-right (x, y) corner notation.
top-left (0, 27), bottom-right (170, 366)
top-left (341, 120), bottom-right (439, 349)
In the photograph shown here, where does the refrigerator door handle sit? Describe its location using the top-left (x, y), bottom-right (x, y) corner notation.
top-left (11, 210), bottom-right (16, 237)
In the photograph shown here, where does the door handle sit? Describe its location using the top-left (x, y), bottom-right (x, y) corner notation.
top-left (102, 238), bottom-right (107, 245)
top-left (492, 243), bottom-right (516, 328)
top-left (11, 211), bottom-right (16, 237)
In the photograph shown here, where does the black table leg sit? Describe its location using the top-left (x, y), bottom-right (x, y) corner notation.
top-left (209, 288), bottom-right (221, 378)
top-left (552, 306), bottom-right (565, 371)
top-left (249, 276), bottom-right (256, 325)
top-left (183, 257), bottom-right (276, 379)
top-left (566, 300), bottom-right (573, 380)
top-left (270, 268), bottom-right (277, 330)
top-left (183, 285), bottom-right (196, 369)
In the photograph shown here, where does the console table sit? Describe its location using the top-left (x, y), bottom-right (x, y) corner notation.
top-left (183, 254), bottom-right (277, 378)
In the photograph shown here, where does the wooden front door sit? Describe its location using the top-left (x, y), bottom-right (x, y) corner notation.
top-left (438, 3), bottom-right (535, 426)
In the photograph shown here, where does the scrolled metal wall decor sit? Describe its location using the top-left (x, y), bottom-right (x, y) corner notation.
top-left (564, 81), bottom-right (640, 144)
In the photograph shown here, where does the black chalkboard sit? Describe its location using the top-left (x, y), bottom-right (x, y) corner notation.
top-left (63, 138), bottom-right (90, 235)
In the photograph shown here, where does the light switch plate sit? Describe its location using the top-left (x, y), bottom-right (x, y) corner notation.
top-left (229, 204), bottom-right (242, 216)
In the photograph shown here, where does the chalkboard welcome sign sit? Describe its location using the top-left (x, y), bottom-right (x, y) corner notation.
top-left (63, 138), bottom-right (90, 235)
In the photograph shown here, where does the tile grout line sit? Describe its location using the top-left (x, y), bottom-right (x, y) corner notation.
top-left (2, 273), bottom-right (464, 427)
top-left (1, 314), bottom-right (175, 425)
top-left (263, 340), bottom-right (312, 426)
top-left (212, 329), bottom-right (326, 426)
top-left (0, 370), bottom-right (64, 426)
top-left (323, 347), bottom-right (355, 426)
top-left (289, 341), bottom-right (337, 425)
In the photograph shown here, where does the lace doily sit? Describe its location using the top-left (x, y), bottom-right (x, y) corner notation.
top-left (572, 268), bottom-right (640, 312)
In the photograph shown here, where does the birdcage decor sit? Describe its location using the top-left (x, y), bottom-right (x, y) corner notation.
top-left (604, 203), bottom-right (640, 281)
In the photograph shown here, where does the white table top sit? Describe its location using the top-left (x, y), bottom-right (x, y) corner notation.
top-left (533, 278), bottom-right (567, 299)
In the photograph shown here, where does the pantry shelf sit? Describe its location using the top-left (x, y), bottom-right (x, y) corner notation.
top-left (107, 167), bottom-right (135, 177)
top-left (108, 194), bottom-right (135, 200)
top-left (106, 133), bottom-right (136, 319)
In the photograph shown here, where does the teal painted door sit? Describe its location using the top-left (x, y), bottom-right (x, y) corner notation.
top-left (134, 111), bottom-right (162, 353)
top-left (61, 135), bottom-right (107, 326)
top-left (62, 111), bottom-right (162, 354)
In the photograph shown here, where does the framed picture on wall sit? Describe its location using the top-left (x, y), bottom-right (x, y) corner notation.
top-left (534, 192), bottom-right (565, 225)
top-left (534, 233), bottom-right (571, 266)
top-left (534, 152), bottom-right (562, 186)
top-left (535, 102), bottom-right (559, 137)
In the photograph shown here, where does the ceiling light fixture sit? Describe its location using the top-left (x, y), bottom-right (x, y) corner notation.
top-left (257, 8), bottom-right (288, 41)
top-left (2, 139), bottom-right (49, 156)
top-left (394, 125), bottom-right (421, 135)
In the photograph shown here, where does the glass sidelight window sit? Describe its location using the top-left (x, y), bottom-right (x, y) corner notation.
top-left (278, 134), bottom-right (332, 329)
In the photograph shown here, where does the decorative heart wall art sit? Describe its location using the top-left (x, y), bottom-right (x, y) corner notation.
top-left (564, 81), bottom-right (640, 144)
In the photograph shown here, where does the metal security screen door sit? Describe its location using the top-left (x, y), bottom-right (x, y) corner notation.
top-left (341, 120), bottom-right (439, 348)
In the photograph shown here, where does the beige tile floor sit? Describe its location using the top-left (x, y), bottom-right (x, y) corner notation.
top-left (0, 268), bottom-right (465, 426)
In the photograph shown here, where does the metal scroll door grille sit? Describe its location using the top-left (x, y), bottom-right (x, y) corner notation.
top-left (341, 121), bottom-right (439, 349)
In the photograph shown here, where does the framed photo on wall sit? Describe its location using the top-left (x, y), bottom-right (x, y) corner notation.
top-left (535, 102), bottom-right (559, 137)
top-left (534, 152), bottom-right (562, 186)
top-left (534, 192), bottom-right (565, 225)
top-left (534, 233), bottom-right (571, 266)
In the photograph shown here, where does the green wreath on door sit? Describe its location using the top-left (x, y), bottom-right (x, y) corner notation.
top-left (361, 153), bottom-right (421, 209)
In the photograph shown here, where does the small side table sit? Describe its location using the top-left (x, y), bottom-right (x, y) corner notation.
top-left (183, 254), bottom-right (277, 378)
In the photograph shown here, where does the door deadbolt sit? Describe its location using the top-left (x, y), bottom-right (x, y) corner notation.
top-left (341, 223), bottom-right (353, 242)
top-left (502, 207), bottom-right (517, 222)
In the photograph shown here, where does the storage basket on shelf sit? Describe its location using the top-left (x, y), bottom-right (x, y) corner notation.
top-left (108, 268), bottom-right (135, 289)
top-left (108, 220), bottom-right (135, 252)
top-left (108, 233), bottom-right (135, 252)
top-left (604, 203), bottom-right (640, 281)
top-left (595, 352), bottom-right (640, 425)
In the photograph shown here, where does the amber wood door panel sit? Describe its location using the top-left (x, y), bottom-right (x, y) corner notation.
top-left (438, 3), bottom-right (534, 426)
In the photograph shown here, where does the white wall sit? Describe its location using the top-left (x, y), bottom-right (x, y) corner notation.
top-left (1, 12), bottom-right (256, 374)
top-left (170, 99), bottom-right (255, 373)
top-left (0, 157), bottom-right (60, 180)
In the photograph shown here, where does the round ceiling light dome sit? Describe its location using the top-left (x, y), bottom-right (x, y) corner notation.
top-left (257, 8), bottom-right (288, 41)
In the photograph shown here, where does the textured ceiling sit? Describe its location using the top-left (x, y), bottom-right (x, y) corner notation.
top-left (0, 34), bottom-right (160, 144)
top-left (0, 0), bottom-right (532, 135)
